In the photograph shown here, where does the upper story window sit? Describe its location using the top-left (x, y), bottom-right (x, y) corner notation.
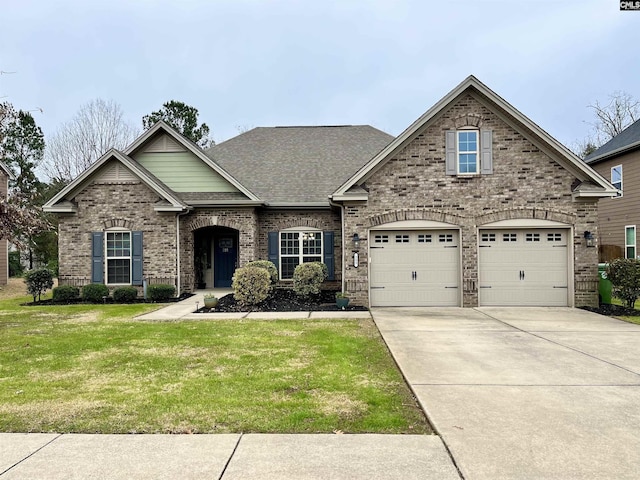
top-left (457, 131), bottom-right (478, 174)
top-left (611, 165), bottom-right (622, 198)
top-left (446, 129), bottom-right (492, 176)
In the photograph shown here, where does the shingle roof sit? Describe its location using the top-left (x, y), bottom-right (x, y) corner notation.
top-left (206, 126), bottom-right (394, 204)
top-left (584, 119), bottom-right (640, 164)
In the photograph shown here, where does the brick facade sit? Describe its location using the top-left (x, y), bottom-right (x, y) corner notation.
top-left (342, 94), bottom-right (600, 307)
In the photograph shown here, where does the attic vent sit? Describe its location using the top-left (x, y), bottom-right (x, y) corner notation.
top-left (98, 163), bottom-right (136, 183)
top-left (144, 134), bottom-right (187, 153)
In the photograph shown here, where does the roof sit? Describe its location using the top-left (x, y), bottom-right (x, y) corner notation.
top-left (0, 161), bottom-right (14, 180)
top-left (332, 75), bottom-right (617, 200)
top-left (207, 126), bottom-right (394, 205)
top-left (584, 119), bottom-right (640, 164)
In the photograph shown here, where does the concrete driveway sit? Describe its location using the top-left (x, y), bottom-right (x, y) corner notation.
top-left (371, 307), bottom-right (640, 480)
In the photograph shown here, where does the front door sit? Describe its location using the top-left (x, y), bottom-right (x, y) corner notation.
top-left (214, 235), bottom-right (237, 288)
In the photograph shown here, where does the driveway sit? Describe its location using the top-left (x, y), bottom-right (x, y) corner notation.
top-left (371, 307), bottom-right (640, 480)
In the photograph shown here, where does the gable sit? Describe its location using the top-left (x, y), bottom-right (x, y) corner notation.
top-left (96, 161), bottom-right (138, 183)
top-left (133, 149), bottom-right (240, 193)
top-left (333, 76), bottom-right (616, 200)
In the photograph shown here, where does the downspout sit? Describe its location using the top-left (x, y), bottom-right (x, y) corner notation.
top-left (329, 196), bottom-right (346, 294)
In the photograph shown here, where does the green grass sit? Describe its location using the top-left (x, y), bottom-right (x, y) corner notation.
top-left (605, 297), bottom-right (640, 324)
top-left (0, 295), bottom-right (430, 435)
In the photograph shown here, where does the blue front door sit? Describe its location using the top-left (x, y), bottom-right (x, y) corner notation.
top-left (214, 235), bottom-right (237, 288)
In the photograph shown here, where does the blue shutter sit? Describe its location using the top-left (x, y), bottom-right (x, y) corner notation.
top-left (323, 231), bottom-right (335, 281)
top-left (132, 231), bottom-right (143, 286)
top-left (268, 231), bottom-right (279, 272)
top-left (445, 130), bottom-right (457, 175)
top-left (91, 232), bottom-right (104, 284)
top-left (480, 129), bottom-right (493, 174)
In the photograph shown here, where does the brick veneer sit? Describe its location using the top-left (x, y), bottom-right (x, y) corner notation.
top-left (58, 180), bottom-right (177, 289)
top-left (342, 94), bottom-right (600, 307)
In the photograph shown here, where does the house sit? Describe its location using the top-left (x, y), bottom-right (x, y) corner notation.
top-left (0, 161), bottom-right (14, 285)
top-left (44, 76), bottom-right (616, 307)
top-left (584, 119), bottom-right (640, 262)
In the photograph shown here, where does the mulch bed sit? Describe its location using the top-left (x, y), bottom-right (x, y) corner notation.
top-left (25, 293), bottom-right (194, 306)
top-left (579, 303), bottom-right (640, 317)
top-left (198, 289), bottom-right (367, 313)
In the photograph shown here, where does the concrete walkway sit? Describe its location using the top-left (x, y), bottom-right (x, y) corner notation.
top-left (135, 290), bottom-right (371, 320)
top-left (372, 307), bottom-right (640, 480)
top-left (0, 433), bottom-right (460, 479)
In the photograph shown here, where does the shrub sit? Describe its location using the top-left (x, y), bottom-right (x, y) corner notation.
top-left (9, 251), bottom-right (23, 277)
top-left (113, 286), bottom-right (138, 303)
top-left (232, 266), bottom-right (271, 307)
top-left (52, 285), bottom-right (80, 302)
top-left (246, 260), bottom-right (279, 284)
top-left (47, 259), bottom-right (59, 277)
top-left (605, 258), bottom-right (640, 308)
top-left (24, 268), bottom-right (54, 302)
top-left (147, 284), bottom-right (176, 302)
top-left (82, 283), bottom-right (110, 303)
top-left (293, 262), bottom-right (327, 297)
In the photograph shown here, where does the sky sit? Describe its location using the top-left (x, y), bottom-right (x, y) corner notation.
top-left (1, 0), bottom-right (638, 162)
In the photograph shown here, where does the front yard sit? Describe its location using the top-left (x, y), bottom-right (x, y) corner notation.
top-left (0, 280), bottom-right (430, 434)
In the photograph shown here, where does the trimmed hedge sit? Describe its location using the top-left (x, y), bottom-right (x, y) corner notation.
top-left (82, 283), bottom-right (110, 303)
top-left (292, 262), bottom-right (327, 297)
top-left (113, 286), bottom-right (138, 303)
top-left (605, 258), bottom-right (640, 308)
top-left (52, 285), bottom-right (80, 302)
top-left (246, 260), bottom-right (279, 284)
top-left (232, 266), bottom-right (271, 306)
top-left (147, 284), bottom-right (176, 302)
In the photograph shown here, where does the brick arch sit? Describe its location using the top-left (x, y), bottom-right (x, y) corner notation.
top-left (275, 217), bottom-right (326, 231)
top-left (453, 113), bottom-right (484, 129)
top-left (185, 215), bottom-right (241, 232)
top-left (366, 209), bottom-right (467, 228)
top-left (102, 218), bottom-right (135, 230)
top-left (475, 207), bottom-right (575, 226)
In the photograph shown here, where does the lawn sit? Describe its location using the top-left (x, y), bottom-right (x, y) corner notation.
top-left (0, 279), bottom-right (430, 434)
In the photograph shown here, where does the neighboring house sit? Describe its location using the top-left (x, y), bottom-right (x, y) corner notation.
top-left (0, 161), bottom-right (15, 285)
top-left (584, 119), bottom-right (640, 262)
top-left (44, 76), bottom-right (616, 307)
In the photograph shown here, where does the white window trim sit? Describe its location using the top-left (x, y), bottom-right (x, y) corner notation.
top-left (105, 229), bottom-right (132, 286)
top-left (625, 225), bottom-right (636, 260)
top-left (457, 129), bottom-right (479, 175)
top-left (611, 165), bottom-right (623, 198)
top-left (279, 227), bottom-right (323, 281)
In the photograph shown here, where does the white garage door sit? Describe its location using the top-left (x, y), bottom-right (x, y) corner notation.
top-left (369, 230), bottom-right (460, 307)
top-left (478, 229), bottom-right (569, 306)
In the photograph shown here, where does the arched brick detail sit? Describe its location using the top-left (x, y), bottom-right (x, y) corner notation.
top-left (102, 218), bottom-right (134, 230)
top-left (185, 215), bottom-right (240, 232)
top-left (475, 207), bottom-right (575, 226)
top-left (274, 217), bottom-right (325, 231)
top-left (453, 113), bottom-right (483, 129)
top-left (366, 209), bottom-right (467, 228)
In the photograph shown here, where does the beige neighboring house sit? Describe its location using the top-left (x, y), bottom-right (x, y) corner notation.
top-left (584, 119), bottom-right (640, 262)
top-left (44, 76), bottom-right (616, 307)
top-left (0, 161), bottom-right (15, 285)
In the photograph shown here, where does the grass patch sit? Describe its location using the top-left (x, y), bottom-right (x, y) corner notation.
top-left (0, 293), bottom-right (430, 434)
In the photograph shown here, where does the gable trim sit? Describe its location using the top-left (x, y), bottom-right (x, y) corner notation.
top-left (331, 75), bottom-right (618, 199)
top-left (43, 149), bottom-right (188, 213)
top-left (125, 121), bottom-right (262, 202)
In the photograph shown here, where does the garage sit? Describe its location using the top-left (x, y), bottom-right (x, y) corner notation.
top-left (369, 230), bottom-right (460, 307)
top-left (478, 229), bottom-right (569, 306)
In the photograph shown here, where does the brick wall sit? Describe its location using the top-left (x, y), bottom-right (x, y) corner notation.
top-left (342, 93), bottom-right (600, 307)
top-left (58, 180), bottom-right (177, 289)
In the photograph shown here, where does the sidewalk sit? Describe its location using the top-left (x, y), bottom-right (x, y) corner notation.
top-left (135, 291), bottom-right (372, 320)
top-left (1, 433), bottom-right (461, 479)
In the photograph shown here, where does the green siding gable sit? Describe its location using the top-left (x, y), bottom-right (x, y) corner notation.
top-left (135, 152), bottom-right (240, 193)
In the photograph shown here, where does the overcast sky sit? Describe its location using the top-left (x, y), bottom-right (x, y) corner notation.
top-left (1, 0), bottom-right (638, 155)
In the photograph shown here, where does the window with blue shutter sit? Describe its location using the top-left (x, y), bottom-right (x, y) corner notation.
top-left (131, 231), bottom-right (143, 286)
top-left (91, 232), bottom-right (104, 283)
top-left (268, 231), bottom-right (279, 272)
top-left (323, 231), bottom-right (335, 281)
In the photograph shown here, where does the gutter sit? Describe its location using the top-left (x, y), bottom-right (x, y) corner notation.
top-left (175, 208), bottom-right (191, 295)
top-left (329, 197), bottom-right (346, 294)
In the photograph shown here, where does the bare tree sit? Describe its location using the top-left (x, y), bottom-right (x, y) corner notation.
top-left (42, 99), bottom-right (139, 182)
top-left (588, 91), bottom-right (640, 145)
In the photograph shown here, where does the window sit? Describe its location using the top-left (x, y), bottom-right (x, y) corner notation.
top-left (457, 130), bottom-right (478, 174)
top-left (481, 233), bottom-right (496, 242)
top-left (611, 165), bottom-right (623, 198)
top-left (395, 234), bottom-right (410, 243)
top-left (503, 233), bottom-right (517, 242)
top-left (374, 234), bottom-right (389, 243)
top-left (525, 233), bottom-right (540, 242)
top-left (106, 231), bottom-right (131, 284)
top-left (626, 226), bottom-right (636, 259)
top-left (439, 234), bottom-right (453, 243)
top-left (417, 234), bottom-right (432, 243)
top-left (547, 233), bottom-right (562, 242)
top-left (279, 231), bottom-right (322, 280)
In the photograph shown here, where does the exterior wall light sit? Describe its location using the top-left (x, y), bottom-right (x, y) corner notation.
top-left (352, 233), bottom-right (360, 252)
top-left (583, 231), bottom-right (595, 248)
